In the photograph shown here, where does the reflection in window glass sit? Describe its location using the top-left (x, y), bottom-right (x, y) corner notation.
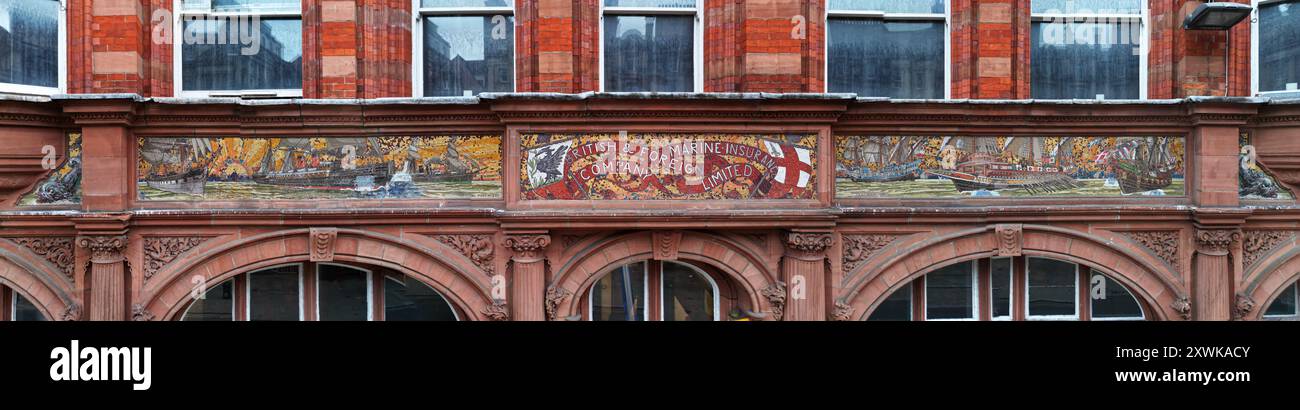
top-left (1031, 0), bottom-right (1142, 14)
top-left (991, 258), bottom-right (1012, 318)
top-left (604, 0), bottom-right (695, 7)
top-left (1260, 1), bottom-right (1300, 92)
top-left (181, 18), bottom-right (303, 91)
top-left (868, 283), bottom-right (912, 321)
top-left (182, 280), bottom-right (234, 321)
top-left (0, 0), bottom-right (60, 88)
top-left (184, 0), bottom-right (302, 13)
top-left (423, 16), bottom-right (515, 96)
top-left (317, 264), bottom-right (369, 321)
top-left (591, 262), bottom-right (646, 321)
top-left (422, 0), bottom-right (514, 7)
top-left (828, 0), bottom-right (944, 13)
top-left (1027, 257), bottom-right (1077, 317)
top-left (661, 262), bottom-right (714, 321)
top-left (249, 265), bottom-right (300, 321)
top-left (926, 262), bottom-right (975, 319)
top-left (1031, 22), bottom-right (1139, 99)
top-left (1090, 274), bottom-right (1143, 319)
top-left (1265, 282), bottom-right (1298, 317)
top-left (12, 292), bottom-right (44, 321)
top-left (828, 19), bottom-right (945, 98)
top-left (603, 15), bottom-right (694, 92)
top-left (384, 275), bottom-right (458, 321)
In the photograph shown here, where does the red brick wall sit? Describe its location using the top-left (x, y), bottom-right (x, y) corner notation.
top-left (69, 0), bottom-right (150, 94)
top-left (703, 0), bottom-right (823, 93)
top-left (516, 0), bottom-right (600, 93)
top-left (952, 0), bottom-right (1030, 99)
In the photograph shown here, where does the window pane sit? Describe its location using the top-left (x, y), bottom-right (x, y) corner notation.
top-left (1261, 1), bottom-right (1300, 92)
top-left (182, 280), bottom-right (234, 321)
top-left (828, 0), bottom-right (944, 13)
top-left (423, 16), bottom-right (515, 96)
top-left (1031, 22), bottom-right (1139, 99)
top-left (867, 283), bottom-right (912, 321)
top-left (12, 291), bottom-right (44, 321)
top-left (181, 18), bottom-right (303, 91)
top-left (991, 258), bottom-right (1012, 318)
top-left (604, 0), bottom-right (696, 7)
top-left (421, 0), bottom-right (514, 7)
top-left (1090, 274), bottom-right (1143, 319)
top-left (249, 265), bottom-right (299, 321)
top-left (1265, 282), bottom-right (1298, 316)
top-left (828, 19), bottom-right (944, 98)
top-left (0, 0), bottom-right (60, 88)
top-left (317, 265), bottom-right (369, 321)
top-left (1032, 0), bottom-right (1142, 14)
top-left (604, 15), bottom-right (694, 92)
top-left (384, 275), bottom-right (458, 321)
top-left (926, 262), bottom-right (974, 320)
top-left (590, 262), bottom-right (646, 321)
top-left (183, 0), bottom-right (302, 13)
top-left (1027, 258), bottom-right (1076, 317)
top-left (661, 262), bottom-right (714, 321)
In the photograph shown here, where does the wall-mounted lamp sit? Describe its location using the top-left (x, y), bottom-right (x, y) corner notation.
top-left (1183, 2), bottom-right (1253, 30)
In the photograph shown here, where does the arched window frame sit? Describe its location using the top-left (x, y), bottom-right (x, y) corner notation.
top-left (586, 260), bottom-right (723, 321)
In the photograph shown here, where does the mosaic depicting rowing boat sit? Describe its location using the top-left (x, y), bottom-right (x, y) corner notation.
top-left (835, 135), bottom-right (1185, 198)
top-left (137, 136), bottom-right (502, 200)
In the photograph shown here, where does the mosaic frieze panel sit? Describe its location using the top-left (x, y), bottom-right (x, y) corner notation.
top-left (20, 132), bottom-right (82, 205)
top-left (521, 133), bottom-right (817, 200)
top-left (835, 135), bottom-right (1185, 198)
top-left (137, 136), bottom-right (502, 200)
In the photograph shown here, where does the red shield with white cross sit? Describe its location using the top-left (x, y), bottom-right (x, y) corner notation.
top-left (761, 140), bottom-right (814, 198)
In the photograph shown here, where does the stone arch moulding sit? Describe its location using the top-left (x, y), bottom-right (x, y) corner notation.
top-left (1238, 237), bottom-right (1300, 320)
top-left (141, 228), bottom-right (497, 321)
top-left (0, 244), bottom-right (77, 321)
top-left (548, 231), bottom-right (779, 321)
top-left (838, 224), bottom-right (1186, 321)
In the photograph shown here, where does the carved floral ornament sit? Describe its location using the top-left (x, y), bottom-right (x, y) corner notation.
top-left (142, 236), bottom-right (209, 283)
top-left (1241, 230), bottom-right (1295, 268)
top-left (1233, 293), bottom-right (1255, 321)
top-left (434, 234), bottom-right (495, 275)
top-left (1118, 230), bottom-right (1180, 270)
top-left (1171, 296), bottom-right (1192, 321)
top-left (7, 237), bottom-right (75, 281)
top-left (841, 234), bottom-right (902, 277)
top-left (544, 286), bottom-right (572, 321)
top-left (761, 281), bottom-right (787, 321)
top-left (481, 300), bottom-right (509, 321)
top-left (76, 235), bottom-right (127, 263)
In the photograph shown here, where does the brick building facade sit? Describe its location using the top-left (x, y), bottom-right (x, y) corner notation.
top-left (0, 0), bottom-right (1298, 322)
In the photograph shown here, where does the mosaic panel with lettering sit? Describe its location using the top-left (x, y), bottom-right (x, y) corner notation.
top-left (521, 133), bottom-right (817, 200)
top-left (835, 135), bottom-right (1185, 198)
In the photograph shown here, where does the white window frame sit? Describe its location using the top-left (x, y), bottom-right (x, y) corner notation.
top-left (411, 0), bottom-right (517, 97)
top-left (1252, 0), bottom-right (1300, 95)
top-left (1024, 257), bottom-right (1080, 320)
top-left (172, 0), bottom-right (305, 98)
top-left (824, 1), bottom-right (951, 98)
top-left (0, 0), bottom-right (67, 96)
top-left (383, 274), bottom-right (461, 321)
top-left (657, 261), bottom-right (721, 321)
top-left (990, 257), bottom-right (1013, 321)
top-left (1029, 0), bottom-right (1149, 100)
top-left (1088, 273), bottom-right (1146, 321)
top-left (316, 262), bottom-right (374, 321)
top-left (598, 0), bottom-right (704, 93)
top-left (923, 262), bottom-right (979, 321)
top-left (587, 262), bottom-right (650, 321)
top-left (245, 263), bottom-right (304, 321)
top-left (180, 278), bottom-right (237, 321)
top-left (1262, 281), bottom-right (1299, 318)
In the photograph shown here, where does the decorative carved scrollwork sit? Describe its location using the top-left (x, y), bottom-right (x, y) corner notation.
top-left (1195, 229), bottom-right (1241, 256)
top-left (1242, 230), bottom-right (1294, 268)
top-left (544, 286), bottom-right (572, 321)
top-left (761, 282), bottom-right (787, 321)
top-left (77, 235), bottom-right (127, 264)
top-left (9, 237), bottom-right (74, 281)
top-left (131, 304), bottom-right (155, 321)
top-left (481, 300), bottom-right (509, 321)
top-left (831, 301), bottom-right (855, 322)
top-left (434, 234), bottom-right (495, 275)
top-left (1119, 231), bottom-right (1180, 270)
top-left (1233, 293), bottom-right (1255, 321)
top-left (141, 237), bottom-right (209, 283)
top-left (841, 234), bottom-right (900, 276)
top-left (1171, 296), bottom-right (1192, 320)
top-left (504, 234), bottom-right (551, 260)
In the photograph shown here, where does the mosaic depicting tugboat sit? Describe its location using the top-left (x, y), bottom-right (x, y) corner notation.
top-left (836, 136), bottom-right (1185, 198)
top-left (138, 136), bottom-right (502, 200)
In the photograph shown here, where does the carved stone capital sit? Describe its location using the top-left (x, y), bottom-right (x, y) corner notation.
top-left (76, 235), bottom-right (127, 264)
top-left (1195, 229), bottom-right (1241, 256)
top-left (309, 228), bottom-right (338, 262)
top-left (504, 234), bottom-right (551, 260)
top-left (783, 232), bottom-right (832, 259)
top-left (995, 224), bottom-right (1023, 257)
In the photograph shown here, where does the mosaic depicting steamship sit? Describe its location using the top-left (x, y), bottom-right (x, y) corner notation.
top-left (840, 137), bottom-right (923, 183)
top-left (253, 138), bottom-right (393, 191)
top-left (140, 139), bottom-right (212, 196)
top-left (925, 137), bottom-right (1079, 195)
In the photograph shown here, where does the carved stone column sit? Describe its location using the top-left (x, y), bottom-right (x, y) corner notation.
top-left (780, 232), bottom-right (832, 321)
top-left (78, 235), bottom-right (128, 321)
top-left (1193, 228), bottom-right (1241, 321)
top-left (505, 234), bottom-right (550, 321)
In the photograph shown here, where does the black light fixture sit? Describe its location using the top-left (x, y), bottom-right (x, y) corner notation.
top-left (1183, 2), bottom-right (1253, 30)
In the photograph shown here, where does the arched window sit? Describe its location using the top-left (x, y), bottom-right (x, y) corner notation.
top-left (1262, 280), bottom-right (1298, 320)
top-left (588, 260), bottom-right (722, 321)
top-left (868, 256), bottom-right (1146, 321)
top-left (0, 284), bottom-right (46, 321)
top-left (181, 262), bottom-right (458, 321)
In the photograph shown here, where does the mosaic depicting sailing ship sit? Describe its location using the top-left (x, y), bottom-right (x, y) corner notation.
top-left (925, 137), bottom-right (1079, 195)
top-left (253, 138), bottom-right (392, 191)
top-left (835, 135), bottom-right (1185, 198)
top-left (409, 143), bottom-right (482, 183)
top-left (140, 139), bottom-right (212, 196)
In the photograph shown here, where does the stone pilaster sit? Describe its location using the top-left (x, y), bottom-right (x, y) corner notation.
top-left (781, 231), bottom-right (832, 321)
top-left (1193, 228), bottom-right (1241, 321)
top-left (78, 235), bottom-right (128, 321)
top-left (505, 233), bottom-right (551, 321)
